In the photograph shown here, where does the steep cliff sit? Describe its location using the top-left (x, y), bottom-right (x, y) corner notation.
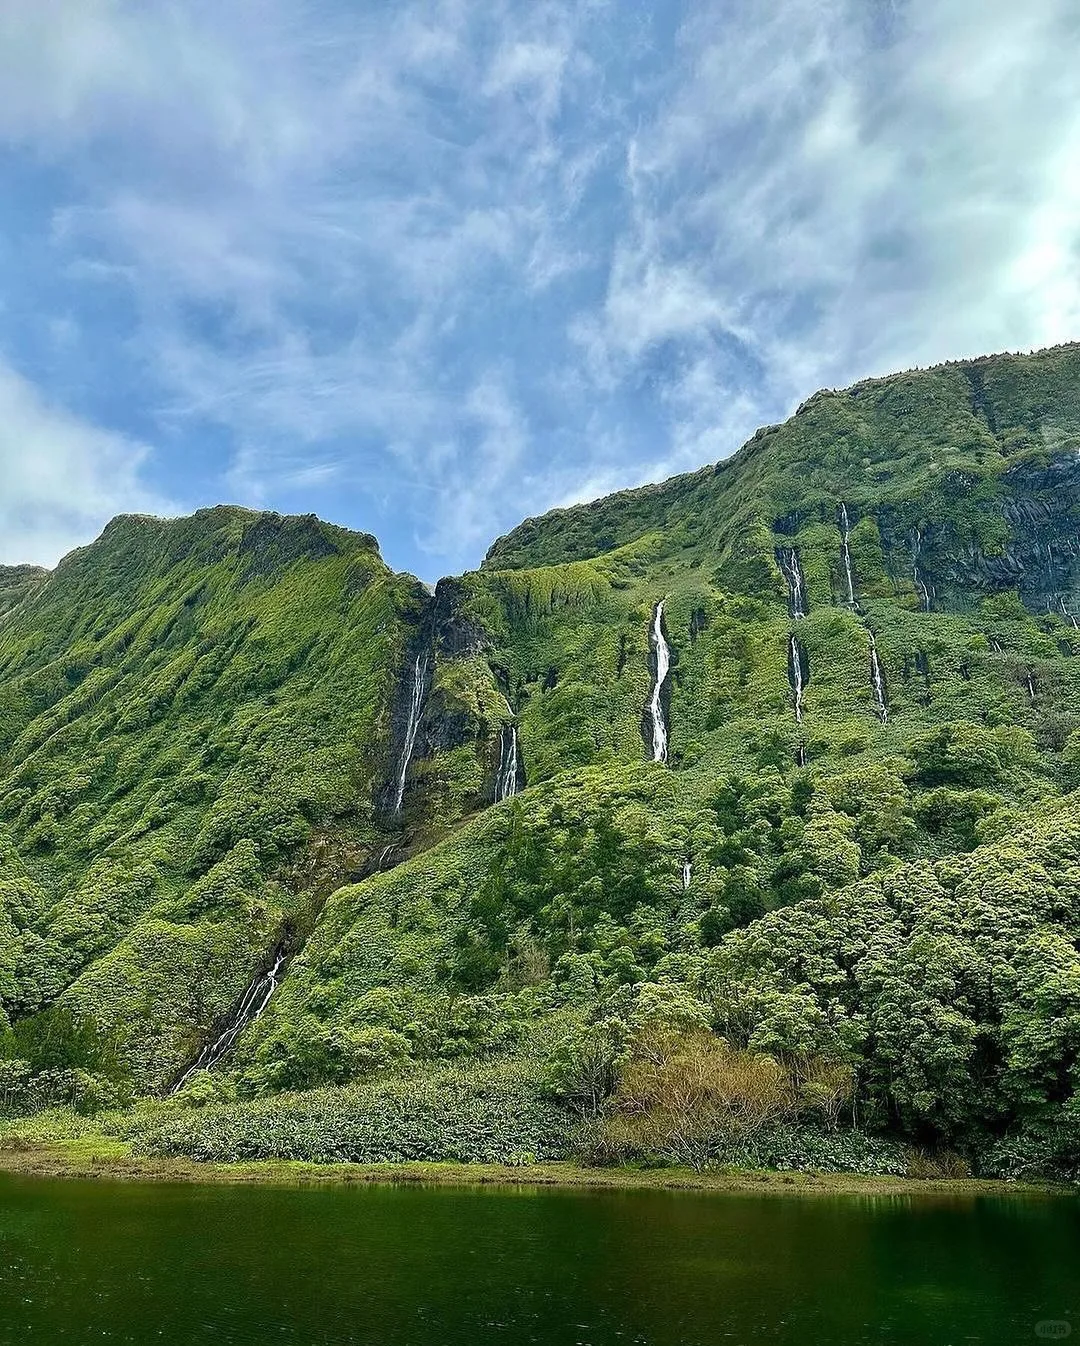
top-left (3, 346), bottom-right (1080, 1178)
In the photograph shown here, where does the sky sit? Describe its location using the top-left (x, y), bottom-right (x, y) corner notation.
top-left (2, 0), bottom-right (1080, 581)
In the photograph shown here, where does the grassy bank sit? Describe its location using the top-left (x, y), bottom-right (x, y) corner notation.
top-left (0, 1136), bottom-right (1067, 1200)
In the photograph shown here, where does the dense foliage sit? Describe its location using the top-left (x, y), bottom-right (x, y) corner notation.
top-left (3, 346), bottom-right (1080, 1180)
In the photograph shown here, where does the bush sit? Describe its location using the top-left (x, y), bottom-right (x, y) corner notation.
top-left (585, 1025), bottom-right (853, 1169)
top-left (133, 1061), bottom-right (576, 1165)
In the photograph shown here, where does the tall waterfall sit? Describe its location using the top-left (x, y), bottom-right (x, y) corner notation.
top-left (839, 504), bottom-right (856, 606)
top-left (393, 652), bottom-right (430, 816)
top-left (681, 858), bottom-right (692, 891)
top-left (1060, 598), bottom-right (1079, 630)
top-left (172, 950), bottom-right (285, 1092)
top-left (778, 549), bottom-right (807, 618)
top-left (495, 724), bottom-right (520, 802)
top-left (788, 635), bottom-right (807, 724)
top-left (648, 600), bottom-right (671, 763)
top-left (868, 632), bottom-right (888, 724)
top-left (911, 531), bottom-right (932, 612)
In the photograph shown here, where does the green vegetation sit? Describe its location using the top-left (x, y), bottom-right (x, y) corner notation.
top-left (3, 346), bottom-right (1080, 1184)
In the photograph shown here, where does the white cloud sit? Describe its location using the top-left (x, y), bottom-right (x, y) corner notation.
top-left (0, 357), bottom-right (170, 566)
top-left (589, 0), bottom-right (1080, 473)
top-left (1, 0), bottom-right (1078, 578)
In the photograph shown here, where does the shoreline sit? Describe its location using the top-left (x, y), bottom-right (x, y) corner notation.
top-left (0, 1140), bottom-right (1069, 1199)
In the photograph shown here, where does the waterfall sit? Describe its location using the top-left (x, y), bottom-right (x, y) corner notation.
top-left (495, 724), bottom-right (520, 802)
top-left (778, 549), bottom-right (807, 618)
top-left (839, 504), bottom-right (856, 607)
top-left (1060, 598), bottom-right (1079, 630)
top-left (393, 652), bottom-right (430, 816)
top-left (172, 950), bottom-right (285, 1092)
top-left (1026, 673), bottom-right (1037, 701)
top-left (794, 744), bottom-right (807, 768)
top-left (648, 601), bottom-right (671, 764)
top-left (868, 632), bottom-right (888, 724)
top-left (788, 635), bottom-right (807, 724)
top-left (682, 859), bottom-right (692, 891)
top-left (911, 531), bottom-right (932, 612)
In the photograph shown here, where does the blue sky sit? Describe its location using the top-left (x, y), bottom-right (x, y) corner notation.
top-left (2, 0), bottom-right (1079, 581)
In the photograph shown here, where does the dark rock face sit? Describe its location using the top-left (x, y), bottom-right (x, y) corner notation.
top-left (376, 577), bottom-right (505, 826)
top-left (431, 577), bottom-right (488, 658)
top-left (870, 452), bottom-right (1080, 615)
top-left (936, 456), bottom-right (1080, 609)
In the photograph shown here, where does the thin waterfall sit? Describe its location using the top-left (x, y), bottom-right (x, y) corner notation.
top-left (839, 504), bottom-right (856, 606)
top-left (911, 531), bottom-right (932, 612)
top-left (1026, 673), bottom-right (1037, 701)
top-left (393, 652), bottom-right (430, 816)
top-left (648, 600), bottom-right (671, 764)
top-left (1060, 597), bottom-right (1079, 630)
top-left (788, 635), bottom-right (807, 724)
top-left (172, 950), bottom-right (285, 1092)
top-left (868, 632), bottom-right (888, 724)
top-left (681, 859), bottom-right (692, 891)
top-left (495, 724), bottom-right (520, 802)
top-left (778, 549), bottom-right (807, 618)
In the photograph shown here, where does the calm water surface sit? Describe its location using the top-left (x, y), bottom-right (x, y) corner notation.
top-left (0, 1174), bottom-right (1076, 1345)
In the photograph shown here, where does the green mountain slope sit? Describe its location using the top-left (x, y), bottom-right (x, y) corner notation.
top-left (3, 346), bottom-right (1080, 1179)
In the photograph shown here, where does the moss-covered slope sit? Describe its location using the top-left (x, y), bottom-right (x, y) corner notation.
top-left (3, 346), bottom-right (1080, 1178)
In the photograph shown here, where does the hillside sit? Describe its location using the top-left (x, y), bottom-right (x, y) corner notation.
top-left (2, 346), bottom-right (1080, 1181)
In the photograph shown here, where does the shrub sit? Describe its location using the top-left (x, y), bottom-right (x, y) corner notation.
top-left (587, 1026), bottom-right (853, 1169)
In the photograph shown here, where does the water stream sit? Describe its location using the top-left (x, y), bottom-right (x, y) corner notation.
top-left (839, 504), bottom-right (856, 606)
top-left (172, 950), bottom-right (285, 1092)
top-left (393, 651), bottom-right (430, 816)
top-left (778, 548), bottom-right (807, 618)
top-left (868, 632), bottom-right (888, 724)
top-left (495, 724), bottom-right (520, 802)
top-left (647, 600), bottom-right (671, 763)
top-left (911, 531), bottom-right (932, 612)
top-left (788, 635), bottom-right (807, 724)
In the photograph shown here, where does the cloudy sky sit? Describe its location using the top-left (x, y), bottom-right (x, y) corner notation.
top-left (2, 0), bottom-right (1079, 578)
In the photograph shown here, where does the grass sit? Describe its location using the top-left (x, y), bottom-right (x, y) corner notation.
top-left (0, 1135), bottom-right (1067, 1200)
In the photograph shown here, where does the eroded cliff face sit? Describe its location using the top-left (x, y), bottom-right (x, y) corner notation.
top-left (6, 344), bottom-right (1080, 1095)
top-left (377, 576), bottom-right (516, 831)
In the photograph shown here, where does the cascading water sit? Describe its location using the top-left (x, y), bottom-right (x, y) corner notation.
top-left (1027, 673), bottom-right (1037, 701)
top-left (839, 504), bottom-right (856, 607)
top-left (778, 549), bottom-right (807, 618)
top-left (682, 859), bottom-right (692, 891)
top-left (172, 950), bottom-right (285, 1092)
top-left (393, 652), bottom-right (430, 816)
top-left (868, 632), bottom-right (888, 724)
top-left (495, 724), bottom-right (520, 802)
top-left (911, 531), bottom-right (932, 612)
top-left (1060, 598), bottom-right (1079, 630)
top-left (788, 635), bottom-right (807, 724)
top-left (647, 601), bottom-right (671, 764)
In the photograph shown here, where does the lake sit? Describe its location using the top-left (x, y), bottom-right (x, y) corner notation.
top-left (0, 1174), bottom-right (1076, 1345)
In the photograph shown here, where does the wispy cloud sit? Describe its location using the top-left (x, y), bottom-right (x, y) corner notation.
top-left (0, 0), bottom-right (1077, 575)
top-left (0, 356), bottom-right (169, 565)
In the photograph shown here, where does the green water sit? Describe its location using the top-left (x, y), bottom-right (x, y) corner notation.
top-left (0, 1175), bottom-right (1076, 1345)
